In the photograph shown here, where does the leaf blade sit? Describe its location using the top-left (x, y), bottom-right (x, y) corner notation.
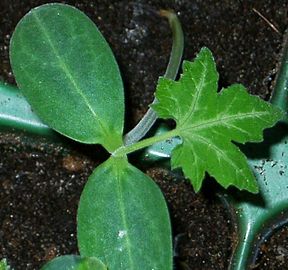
top-left (77, 157), bottom-right (172, 270)
top-left (10, 4), bottom-right (124, 151)
top-left (153, 47), bottom-right (283, 193)
top-left (0, 259), bottom-right (11, 270)
top-left (40, 255), bottom-right (107, 270)
top-left (153, 48), bottom-right (218, 124)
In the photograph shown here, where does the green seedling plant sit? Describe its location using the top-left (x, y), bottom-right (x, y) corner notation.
top-left (4, 3), bottom-right (283, 270)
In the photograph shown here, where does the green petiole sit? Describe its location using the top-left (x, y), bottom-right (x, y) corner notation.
top-left (115, 129), bottom-right (178, 157)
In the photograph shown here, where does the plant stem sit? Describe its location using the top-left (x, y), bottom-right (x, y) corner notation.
top-left (124, 9), bottom-right (184, 146)
top-left (270, 31), bottom-right (288, 113)
top-left (159, 9), bottom-right (184, 79)
top-left (114, 129), bottom-right (178, 157)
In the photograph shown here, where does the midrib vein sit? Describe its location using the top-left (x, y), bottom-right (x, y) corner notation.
top-left (115, 165), bottom-right (135, 269)
top-left (179, 111), bottom-right (271, 133)
top-left (180, 60), bottom-right (207, 126)
top-left (33, 13), bottom-right (109, 136)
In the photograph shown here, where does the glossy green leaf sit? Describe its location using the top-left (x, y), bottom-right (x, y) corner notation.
top-left (77, 157), bottom-right (172, 270)
top-left (40, 255), bottom-right (107, 270)
top-left (0, 259), bottom-right (10, 270)
top-left (153, 47), bottom-right (283, 193)
top-left (10, 4), bottom-right (124, 152)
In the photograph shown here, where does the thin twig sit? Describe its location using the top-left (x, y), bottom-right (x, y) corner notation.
top-left (252, 8), bottom-right (281, 35)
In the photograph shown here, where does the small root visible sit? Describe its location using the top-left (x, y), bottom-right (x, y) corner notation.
top-left (252, 8), bottom-right (281, 35)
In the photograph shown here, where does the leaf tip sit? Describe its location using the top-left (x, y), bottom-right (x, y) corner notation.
top-left (241, 180), bottom-right (259, 194)
top-left (231, 176), bottom-right (259, 194)
top-left (192, 182), bottom-right (202, 193)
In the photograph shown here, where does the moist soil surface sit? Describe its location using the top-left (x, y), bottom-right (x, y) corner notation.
top-left (0, 0), bottom-right (287, 269)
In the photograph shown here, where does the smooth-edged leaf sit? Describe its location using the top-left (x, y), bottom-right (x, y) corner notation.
top-left (10, 4), bottom-right (124, 152)
top-left (0, 259), bottom-right (10, 270)
top-left (77, 157), bottom-right (172, 270)
top-left (153, 47), bottom-right (283, 193)
top-left (40, 255), bottom-right (107, 270)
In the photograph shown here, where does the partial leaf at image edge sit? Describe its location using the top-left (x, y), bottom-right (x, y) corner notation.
top-left (0, 259), bottom-right (10, 270)
top-left (40, 255), bottom-right (107, 270)
top-left (153, 47), bottom-right (284, 193)
top-left (10, 3), bottom-right (124, 152)
top-left (77, 157), bottom-right (172, 270)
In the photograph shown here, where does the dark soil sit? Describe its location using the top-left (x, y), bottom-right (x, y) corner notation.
top-left (0, 134), bottom-right (97, 269)
top-left (255, 226), bottom-right (288, 269)
top-left (0, 0), bottom-right (287, 269)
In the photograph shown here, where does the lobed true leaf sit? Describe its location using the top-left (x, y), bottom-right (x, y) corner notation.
top-left (153, 47), bottom-right (284, 193)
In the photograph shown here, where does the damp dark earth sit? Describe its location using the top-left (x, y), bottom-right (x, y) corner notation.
top-left (0, 1), bottom-right (287, 269)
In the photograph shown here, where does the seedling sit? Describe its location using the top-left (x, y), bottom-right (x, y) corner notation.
top-left (1, 3), bottom-right (283, 269)
top-left (143, 27), bottom-right (288, 270)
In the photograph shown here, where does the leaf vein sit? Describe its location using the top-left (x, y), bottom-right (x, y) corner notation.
top-left (115, 166), bottom-right (135, 269)
top-left (33, 12), bottom-right (109, 136)
top-left (193, 134), bottom-right (247, 181)
top-left (181, 111), bottom-right (271, 133)
top-left (180, 60), bottom-right (207, 125)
